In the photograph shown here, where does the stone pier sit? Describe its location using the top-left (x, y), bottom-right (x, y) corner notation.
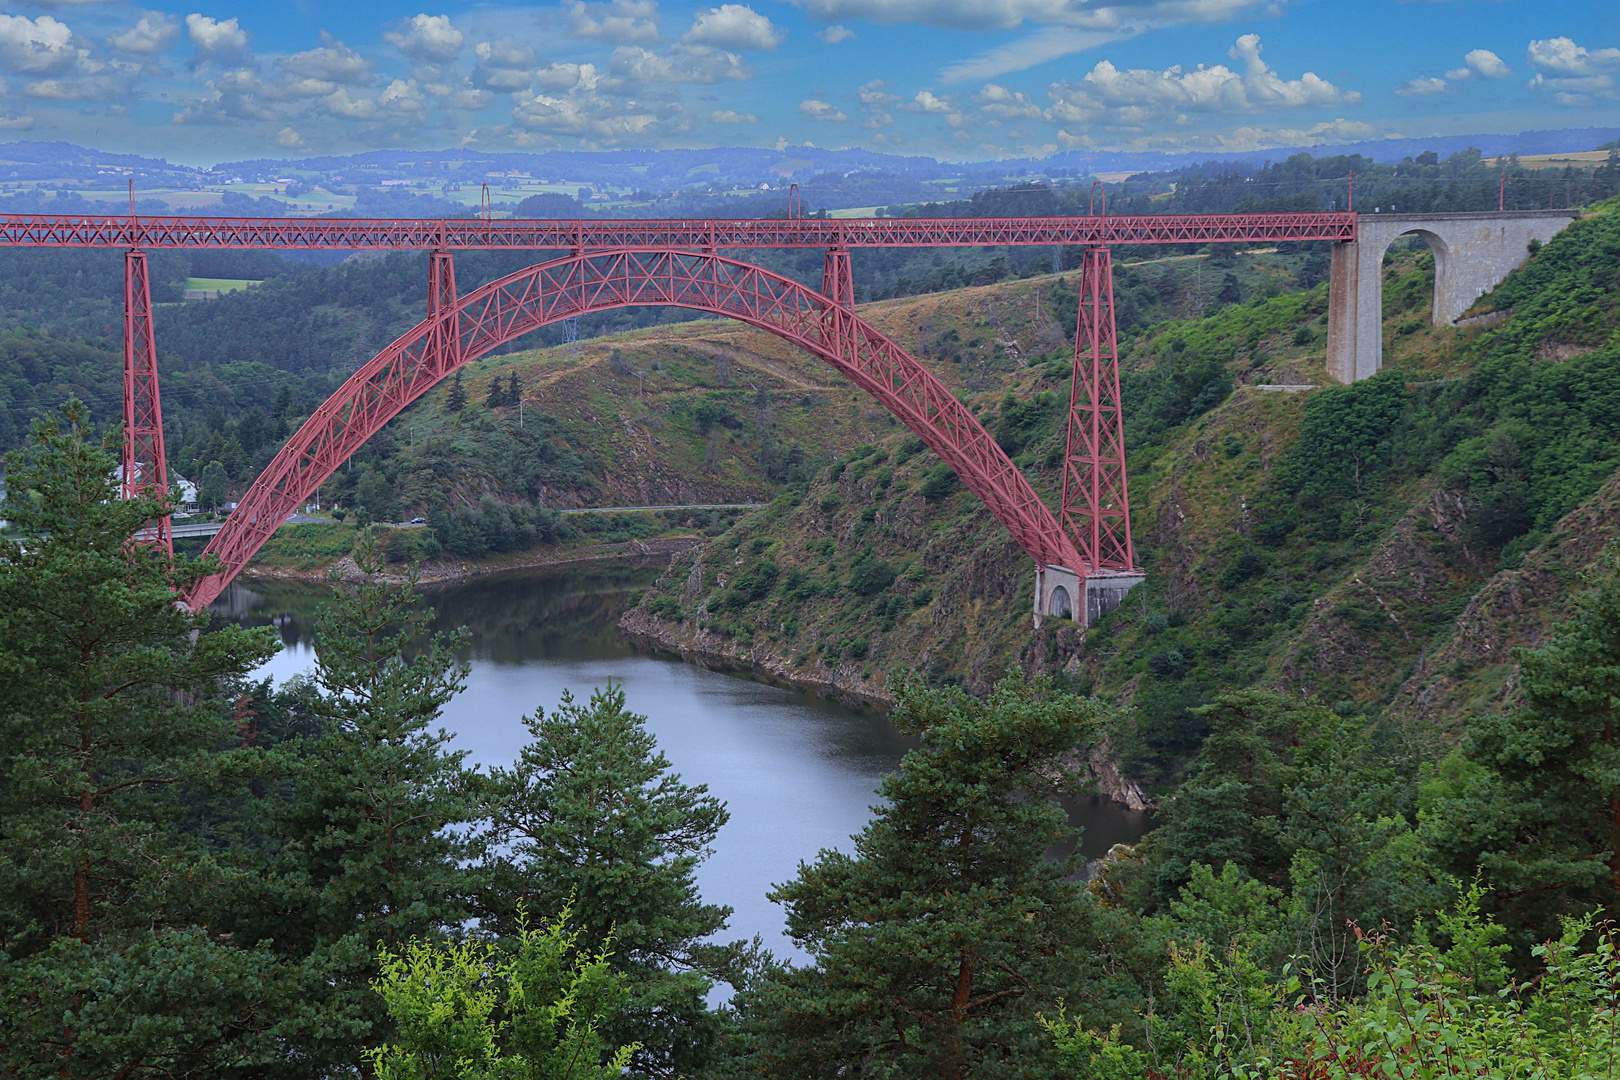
top-left (1326, 210), bottom-right (1579, 383)
top-left (1034, 566), bottom-right (1145, 628)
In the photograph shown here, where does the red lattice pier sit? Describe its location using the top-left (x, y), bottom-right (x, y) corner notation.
top-left (0, 209), bottom-right (1357, 621)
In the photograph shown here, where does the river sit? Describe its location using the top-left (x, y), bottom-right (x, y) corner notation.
top-left (216, 564), bottom-right (1154, 964)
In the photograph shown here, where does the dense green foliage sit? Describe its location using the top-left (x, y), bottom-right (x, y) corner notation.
top-left (729, 672), bottom-right (1121, 1077)
top-left (1049, 900), bottom-right (1620, 1080)
top-left (366, 907), bottom-right (636, 1080)
top-left (0, 402), bottom-right (282, 1078)
top-left (0, 412), bottom-right (748, 1077)
top-left (1105, 201), bottom-right (1620, 778)
top-left (483, 683), bottom-right (744, 1077)
top-left (1427, 546), bottom-right (1620, 955)
top-left (6, 399), bottom-right (1620, 1077)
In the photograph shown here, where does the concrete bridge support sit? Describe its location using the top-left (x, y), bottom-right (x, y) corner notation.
top-left (1326, 210), bottom-right (1579, 383)
top-left (1033, 565), bottom-right (1145, 628)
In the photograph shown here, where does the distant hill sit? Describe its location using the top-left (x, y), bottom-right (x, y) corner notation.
top-left (0, 140), bottom-right (201, 183)
top-left (3, 125), bottom-right (1617, 192)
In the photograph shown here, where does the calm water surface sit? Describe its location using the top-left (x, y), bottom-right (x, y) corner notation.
top-left (218, 565), bottom-right (1153, 962)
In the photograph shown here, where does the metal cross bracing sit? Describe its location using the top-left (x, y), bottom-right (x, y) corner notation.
top-left (183, 249), bottom-right (1087, 609)
top-left (0, 210), bottom-right (1356, 251)
top-left (1061, 247), bottom-right (1133, 574)
top-left (37, 206), bottom-right (1365, 619)
top-left (122, 248), bottom-right (172, 556)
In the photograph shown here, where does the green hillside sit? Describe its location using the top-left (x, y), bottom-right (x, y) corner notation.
top-left (624, 198), bottom-right (1620, 790)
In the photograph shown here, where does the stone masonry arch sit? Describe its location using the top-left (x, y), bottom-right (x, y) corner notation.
top-left (1326, 210), bottom-right (1579, 383)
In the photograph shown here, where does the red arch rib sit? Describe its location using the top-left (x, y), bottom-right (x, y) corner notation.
top-left (186, 250), bottom-right (1085, 609)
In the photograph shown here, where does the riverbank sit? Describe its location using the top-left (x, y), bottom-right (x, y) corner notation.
top-left (619, 606), bottom-right (1155, 811)
top-left (241, 534), bottom-right (705, 589)
top-left (620, 606), bottom-right (894, 712)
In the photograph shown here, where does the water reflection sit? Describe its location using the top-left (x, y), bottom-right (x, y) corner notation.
top-left (217, 567), bottom-right (910, 962)
top-left (217, 565), bottom-right (1152, 963)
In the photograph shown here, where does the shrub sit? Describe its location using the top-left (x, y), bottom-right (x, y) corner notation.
top-left (647, 596), bottom-right (684, 620)
top-left (848, 554), bottom-right (897, 596)
top-left (919, 465), bottom-right (960, 503)
top-left (1218, 549), bottom-right (1268, 589)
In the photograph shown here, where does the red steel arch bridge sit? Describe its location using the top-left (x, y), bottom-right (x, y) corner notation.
top-left (0, 207), bottom-right (1356, 620)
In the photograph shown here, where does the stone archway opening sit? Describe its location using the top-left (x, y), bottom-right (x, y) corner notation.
top-left (1048, 585), bottom-right (1072, 620)
top-left (1380, 231), bottom-right (1450, 366)
top-left (1327, 210), bottom-right (1579, 384)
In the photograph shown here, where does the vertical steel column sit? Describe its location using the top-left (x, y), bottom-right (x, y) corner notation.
top-left (123, 248), bottom-right (172, 556)
top-left (427, 250), bottom-right (459, 375)
top-left (823, 246), bottom-right (856, 370)
top-left (822, 246), bottom-right (853, 307)
top-left (1059, 245), bottom-right (1135, 574)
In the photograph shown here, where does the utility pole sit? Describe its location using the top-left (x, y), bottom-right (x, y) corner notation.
top-left (1500, 170), bottom-right (1505, 211)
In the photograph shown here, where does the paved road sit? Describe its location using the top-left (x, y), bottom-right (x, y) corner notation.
top-left (165, 505), bottom-right (760, 539)
top-left (170, 512), bottom-right (328, 538)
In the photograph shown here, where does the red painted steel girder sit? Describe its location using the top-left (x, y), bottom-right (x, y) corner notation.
top-left (122, 249), bottom-right (172, 556)
top-left (0, 211), bottom-right (1356, 251)
top-left (1061, 247), bottom-right (1134, 574)
top-left (185, 251), bottom-right (1086, 609)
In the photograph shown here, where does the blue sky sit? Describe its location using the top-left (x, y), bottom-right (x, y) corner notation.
top-left (0, 0), bottom-right (1614, 164)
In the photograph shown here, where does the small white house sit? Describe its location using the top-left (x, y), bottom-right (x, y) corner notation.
top-left (112, 466), bottom-right (199, 511)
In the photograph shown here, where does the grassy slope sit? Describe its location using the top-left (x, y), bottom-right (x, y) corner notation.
top-left (624, 207), bottom-right (1620, 789)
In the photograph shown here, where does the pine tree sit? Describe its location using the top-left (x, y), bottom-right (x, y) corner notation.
top-left (197, 458), bottom-right (230, 510)
top-left (732, 671), bottom-right (1115, 1079)
top-left (486, 375), bottom-right (507, 408)
top-left (1430, 542), bottom-right (1620, 954)
top-left (483, 682), bottom-right (738, 1078)
top-left (0, 400), bottom-right (285, 1077)
top-left (242, 537), bottom-right (485, 1071)
top-left (1147, 690), bottom-right (1333, 902)
top-left (446, 368), bottom-right (467, 412)
top-left (507, 370), bottom-right (523, 404)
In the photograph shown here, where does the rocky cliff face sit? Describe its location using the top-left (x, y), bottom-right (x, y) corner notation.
top-left (616, 225), bottom-right (1620, 799)
top-left (1391, 468), bottom-right (1620, 729)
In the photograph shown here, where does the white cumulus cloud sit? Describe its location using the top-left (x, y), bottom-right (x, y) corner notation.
top-left (534, 61), bottom-right (604, 92)
top-left (817, 24), bottom-right (855, 43)
top-left (569, 0), bottom-right (660, 44)
top-left (1526, 36), bottom-right (1620, 104)
top-left (379, 78), bottom-right (426, 111)
top-left (110, 12), bottom-right (177, 55)
top-left (910, 89), bottom-right (965, 127)
top-left (0, 15), bottom-right (80, 76)
top-left (510, 84), bottom-right (686, 143)
top-left (472, 37), bottom-right (535, 90)
top-left (1527, 36), bottom-right (1620, 77)
top-left (682, 5), bottom-right (783, 50)
top-left (975, 82), bottom-right (1042, 119)
top-left (611, 43), bottom-right (751, 82)
top-left (1395, 76), bottom-right (1449, 97)
top-left (281, 35), bottom-right (372, 86)
top-left (1046, 34), bottom-right (1356, 128)
top-left (323, 86), bottom-right (374, 119)
top-left (791, 0), bottom-right (1260, 31)
top-left (1445, 48), bottom-right (1509, 80)
top-left (710, 107), bottom-right (756, 122)
top-left (799, 97), bottom-right (847, 120)
top-left (185, 14), bottom-right (248, 57)
top-left (385, 14), bottom-right (464, 63)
